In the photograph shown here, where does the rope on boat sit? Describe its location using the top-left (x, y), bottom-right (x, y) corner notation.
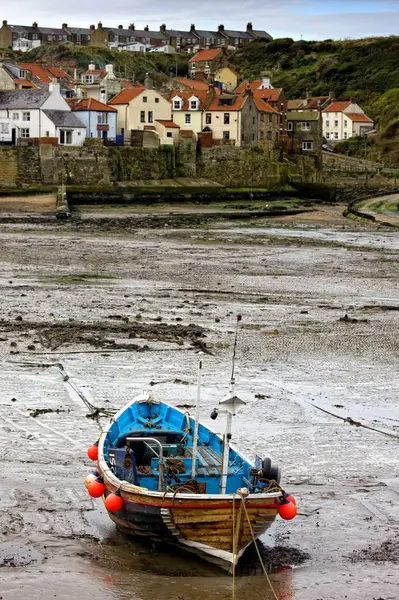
top-left (240, 492), bottom-right (280, 600)
top-left (232, 492), bottom-right (236, 599)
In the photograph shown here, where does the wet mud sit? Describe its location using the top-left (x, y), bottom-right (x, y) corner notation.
top-left (0, 202), bottom-right (398, 600)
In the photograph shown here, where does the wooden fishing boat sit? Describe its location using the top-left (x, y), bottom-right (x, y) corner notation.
top-left (85, 321), bottom-right (296, 573)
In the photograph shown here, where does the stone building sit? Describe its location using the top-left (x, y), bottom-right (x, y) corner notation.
top-left (286, 111), bottom-right (323, 159)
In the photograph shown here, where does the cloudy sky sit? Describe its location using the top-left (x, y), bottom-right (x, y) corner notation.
top-left (4, 0), bottom-right (399, 40)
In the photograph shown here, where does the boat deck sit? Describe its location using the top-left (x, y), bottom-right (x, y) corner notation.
top-left (187, 446), bottom-right (223, 476)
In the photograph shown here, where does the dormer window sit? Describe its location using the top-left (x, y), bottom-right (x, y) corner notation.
top-left (189, 95), bottom-right (199, 110)
top-left (172, 96), bottom-right (182, 110)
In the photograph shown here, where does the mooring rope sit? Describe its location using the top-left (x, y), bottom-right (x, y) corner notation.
top-left (240, 495), bottom-right (280, 600)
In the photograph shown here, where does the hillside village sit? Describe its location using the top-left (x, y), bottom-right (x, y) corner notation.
top-left (0, 42), bottom-right (375, 171)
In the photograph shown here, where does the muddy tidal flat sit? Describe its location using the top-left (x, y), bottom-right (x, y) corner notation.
top-left (0, 202), bottom-right (398, 600)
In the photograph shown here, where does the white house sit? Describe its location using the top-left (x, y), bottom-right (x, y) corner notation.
top-left (119, 42), bottom-right (146, 53)
top-left (0, 83), bottom-right (86, 145)
top-left (322, 100), bottom-right (374, 141)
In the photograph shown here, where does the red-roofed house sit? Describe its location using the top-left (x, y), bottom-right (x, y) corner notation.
top-left (204, 89), bottom-right (259, 146)
top-left (170, 88), bottom-right (211, 136)
top-left (108, 75), bottom-right (172, 138)
top-left (236, 78), bottom-right (287, 133)
top-left (77, 63), bottom-right (121, 103)
top-left (189, 48), bottom-right (223, 79)
top-left (322, 99), bottom-right (374, 141)
top-left (67, 97), bottom-right (117, 139)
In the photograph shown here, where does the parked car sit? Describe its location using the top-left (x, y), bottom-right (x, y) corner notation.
top-left (322, 143), bottom-right (337, 153)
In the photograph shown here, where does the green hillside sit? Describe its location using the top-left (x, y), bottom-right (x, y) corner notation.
top-left (229, 37), bottom-right (399, 164)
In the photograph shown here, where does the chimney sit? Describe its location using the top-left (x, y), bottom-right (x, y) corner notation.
top-left (62, 23), bottom-right (68, 30)
top-left (129, 23), bottom-right (135, 30)
top-left (329, 90), bottom-right (335, 101)
top-left (190, 24), bottom-right (195, 33)
top-left (144, 73), bottom-right (153, 90)
top-left (49, 82), bottom-right (60, 94)
top-left (218, 24), bottom-right (225, 32)
top-left (32, 22), bottom-right (38, 28)
top-left (247, 22), bottom-right (253, 32)
top-left (2, 20), bottom-right (7, 26)
top-left (160, 24), bottom-right (166, 33)
top-left (144, 25), bottom-right (149, 32)
top-left (244, 83), bottom-right (253, 96)
top-left (98, 22), bottom-right (103, 29)
top-left (118, 24), bottom-right (123, 29)
top-left (88, 63), bottom-right (95, 71)
top-left (90, 24), bottom-right (95, 31)
top-left (105, 64), bottom-right (114, 73)
top-left (350, 96), bottom-right (356, 104)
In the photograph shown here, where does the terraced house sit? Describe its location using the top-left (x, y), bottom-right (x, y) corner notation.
top-left (0, 19), bottom-right (272, 52)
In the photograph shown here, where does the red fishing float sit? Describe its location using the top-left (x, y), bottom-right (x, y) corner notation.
top-left (286, 494), bottom-right (296, 505)
top-left (87, 443), bottom-right (99, 461)
top-left (87, 479), bottom-right (105, 498)
top-left (278, 500), bottom-right (297, 521)
top-left (104, 491), bottom-right (124, 513)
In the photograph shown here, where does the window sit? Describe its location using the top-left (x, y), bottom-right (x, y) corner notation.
top-left (334, 132), bottom-right (338, 139)
top-left (173, 100), bottom-right (181, 110)
top-left (20, 128), bottom-right (30, 138)
top-left (45, 131), bottom-right (50, 137)
top-left (301, 121), bottom-right (310, 130)
top-left (191, 62), bottom-right (196, 68)
top-left (166, 132), bottom-right (173, 138)
top-left (155, 98), bottom-right (159, 103)
top-left (223, 131), bottom-right (230, 140)
top-left (287, 122), bottom-right (293, 131)
top-left (302, 141), bottom-right (313, 151)
top-left (334, 120), bottom-right (338, 127)
top-left (140, 111), bottom-right (145, 123)
top-left (148, 111), bottom-right (153, 123)
top-left (190, 100), bottom-right (197, 110)
top-left (60, 130), bottom-right (72, 144)
top-left (143, 96), bottom-right (147, 103)
top-left (185, 114), bottom-right (191, 124)
top-left (344, 132), bottom-right (347, 139)
top-left (0, 123), bottom-right (9, 134)
top-left (344, 120), bottom-right (348, 128)
top-left (13, 112), bottom-right (19, 120)
top-left (326, 120), bottom-right (330, 127)
top-left (259, 131), bottom-right (264, 140)
top-left (224, 113), bottom-right (230, 125)
top-left (267, 131), bottom-right (272, 140)
top-left (97, 112), bottom-right (108, 124)
top-left (326, 132), bottom-right (330, 139)
top-left (252, 116), bottom-right (256, 124)
top-left (206, 113), bottom-right (211, 125)
top-left (22, 111), bottom-right (30, 121)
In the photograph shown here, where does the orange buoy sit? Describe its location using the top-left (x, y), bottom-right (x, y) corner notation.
top-left (278, 501), bottom-right (297, 521)
top-left (286, 494), bottom-right (297, 505)
top-left (84, 472), bottom-right (98, 489)
top-left (87, 479), bottom-right (105, 498)
top-left (104, 492), bottom-right (124, 513)
top-left (87, 443), bottom-right (99, 461)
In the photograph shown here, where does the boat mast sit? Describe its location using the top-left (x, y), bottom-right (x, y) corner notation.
top-left (191, 352), bottom-right (203, 479)
top-left (220, 315), bottom-right (242, 494)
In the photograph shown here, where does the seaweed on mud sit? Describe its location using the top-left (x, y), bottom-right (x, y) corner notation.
top-left (349, 538), bottom-right (399, 564)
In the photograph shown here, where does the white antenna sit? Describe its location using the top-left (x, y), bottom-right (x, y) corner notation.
top-left (220, 315), bottom-right (245, 494)
top-left (191, 352), bottom-right (203, 479)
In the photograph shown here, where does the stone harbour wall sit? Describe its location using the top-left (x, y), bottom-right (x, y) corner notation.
top-left (0, 140), bottom-right (319, 189)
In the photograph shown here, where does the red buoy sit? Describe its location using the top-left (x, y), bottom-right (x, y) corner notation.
top-left (87, 443), bottom-right (99, 461)
top-left (84, 473), bottom-right (98, 489)
top-left (105, 492), bottom-right (124, 513)
top-left (87, 479), bottom-right (105, 498)
top-left (278, 501), bottom-right (297, 521)
top-left (286, 494), bottom-right (297, 505)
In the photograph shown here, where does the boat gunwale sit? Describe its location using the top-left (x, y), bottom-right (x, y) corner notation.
top-left (97, 393), bottom-right (282, 502)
